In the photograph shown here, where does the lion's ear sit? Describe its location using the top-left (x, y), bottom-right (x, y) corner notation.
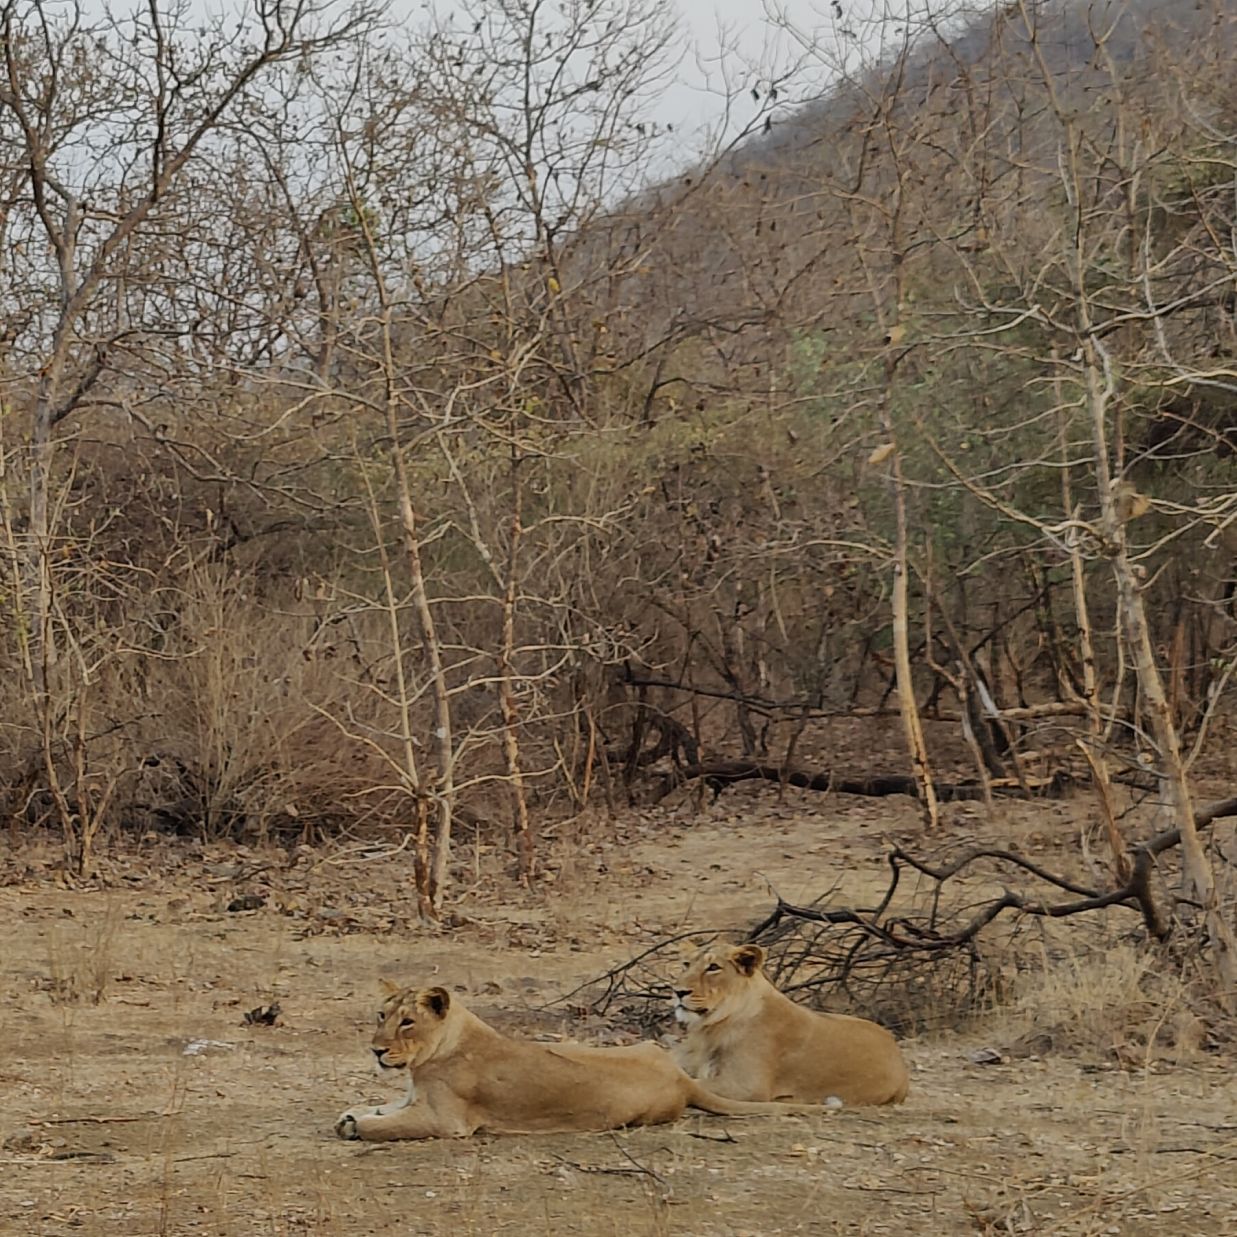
top-left (419, 986), bottom-right (451, 1018)
top-left (731, 944), bottom-right (765, 976)
top-left (379, 978), bottom-right (402, 997)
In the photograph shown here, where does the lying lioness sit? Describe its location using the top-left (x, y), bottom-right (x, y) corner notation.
top-left (335, 981), bottom-right (820, 1141)
top-left (672, 943), bottom-right (909, 1106)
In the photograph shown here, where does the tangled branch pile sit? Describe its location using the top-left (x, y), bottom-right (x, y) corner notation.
top-left (577, 795), bottom-right (1237, 1035)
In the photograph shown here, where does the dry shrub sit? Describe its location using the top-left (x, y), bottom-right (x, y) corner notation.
top-left (753, 919), bottom-right (1009, 1039)
top-left (996, 930), bottom-right (1214, 1065)
top-left (130, 564), bottom-right (397, 841)
top-left (0, 557), bottom-right (417, 847)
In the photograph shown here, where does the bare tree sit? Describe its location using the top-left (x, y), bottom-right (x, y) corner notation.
top-left (0, 0), bottom-right (380, 871)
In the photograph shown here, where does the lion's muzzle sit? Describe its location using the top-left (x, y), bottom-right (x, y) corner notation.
top-left (671, 992), bottom-right (704, 1025)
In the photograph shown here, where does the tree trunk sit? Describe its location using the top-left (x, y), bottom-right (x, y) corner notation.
top-left (499, 441), bottom-right (534, 882)
top-left (886, 434), bottom-right (940, 829)
top-left (1059, 378), bottom-right (1130, 882)
top-left (388, 405), bottom-right (454, 914)
top-left (1084, 348), bottom-right (1235, 1001)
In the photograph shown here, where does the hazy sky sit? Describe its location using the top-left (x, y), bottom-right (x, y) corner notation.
top-left (664, 0), bottom-right (808, 137)
top-left (71, 0), bottom-right (924, 140)
top-left (69, 0), bottom-right (927, 164)
top-left (595, 1), bottom-right (930, 145)
top-left (422, 1), bottom-right (921, 143)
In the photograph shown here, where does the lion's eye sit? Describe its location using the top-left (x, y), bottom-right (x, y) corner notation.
top-left (376, 1012), bottom-right (384, 1024)
top-left (399, 1018), bottom-right (415, 1030)
top-left (705, 963), bottom-right (721, 974)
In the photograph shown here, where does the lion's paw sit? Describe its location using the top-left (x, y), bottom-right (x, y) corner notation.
top-left (335, 1111), bottom-right (361, 1140)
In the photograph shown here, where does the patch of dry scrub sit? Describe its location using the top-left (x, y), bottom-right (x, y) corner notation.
top-left (997, 934), bottom-right (1218, 1067)
top-left (0, 563), bottom-right (411, 849)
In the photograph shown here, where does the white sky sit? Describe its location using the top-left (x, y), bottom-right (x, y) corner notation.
top-left (70, 0), bottom-right (934, 172)
top-left (416, 0), bottom-right (828, 142)
top-left (73, 0), bottom-right (931, 136)
top-left (418, 1), bottom-right (929, 149)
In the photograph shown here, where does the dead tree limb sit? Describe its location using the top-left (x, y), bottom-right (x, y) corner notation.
top-left (667, 759), bottom-right (1070, 801)
top-left (1146, 795), bottom-right (1237, 855)
top-left (570, 796), bottom-right (1236, 1031)
top-left (888, 846), bottom-right (1100, 897)
top-left (622, 671), bottom-right (1124, 726)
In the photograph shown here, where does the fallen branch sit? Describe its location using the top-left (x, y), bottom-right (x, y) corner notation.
top-left (549, 1135), bottom-right (668, 1187)
top-left (622, 672), bottom-right (1126, 726)
top-left (884, 846), bottom-right (1099, 897)
top-left (33, 1113), bottom-right (167, 1126)
top-left (572, 795), bottom-right (1237, 1031)
top-left (667, 759), bottom-right (1070, 801)
top-left (1146, 795), bottom-right (1237, 855)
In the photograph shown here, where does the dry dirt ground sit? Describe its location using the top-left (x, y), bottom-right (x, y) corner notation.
top-left (2, 788), bottom-right (1235, 1236)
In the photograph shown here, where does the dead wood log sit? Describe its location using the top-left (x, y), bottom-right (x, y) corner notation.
top-left (621, 672), bottom-right (1128, 726)
top-left (668, 759), bottom-right (1070, 802)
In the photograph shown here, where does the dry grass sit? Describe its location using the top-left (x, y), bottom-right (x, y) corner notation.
top-left (999, 936), bottom-right (1213, 1066)
top-left (42, 897), bottom-right (124, 1007)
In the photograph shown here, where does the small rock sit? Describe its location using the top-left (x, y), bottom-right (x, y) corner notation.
top-left (3, 1128), bottom-right (37, 1152)
top-left (243, 1002), bottom-right (281, 1027)
top-left (183, 1038), bottom-right (235, 1056)
top-left (967, 1046), bottom-right (1006, 1066)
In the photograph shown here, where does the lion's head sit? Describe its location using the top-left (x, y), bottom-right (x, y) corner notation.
top-left (672, 943), bottom-right (766, 1026)
top-left (371, 982), bottom-right (453, 1071)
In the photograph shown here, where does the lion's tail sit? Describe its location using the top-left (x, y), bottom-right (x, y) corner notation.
top-left (686, 1082), bottom-right (822, 1118)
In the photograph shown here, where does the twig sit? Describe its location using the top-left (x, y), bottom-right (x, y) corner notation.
top-left (609, 1135), bottom-right (669, 1186)
top-left (34, 1113), bottom-right (165, 1126)
top-left (548, 1140), bottom-right (668, 1187)
top-left (547, 929), bottom-right (705, 1011)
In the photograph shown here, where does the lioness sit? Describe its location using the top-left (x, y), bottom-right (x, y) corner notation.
top-left (672, 943), bottom-right (909, 1107)
top-left (335, 981), bottom-right (821, 1141)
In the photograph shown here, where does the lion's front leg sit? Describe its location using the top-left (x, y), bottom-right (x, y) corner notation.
top-left (335, 1101), bottom-right (470, 1142)
top-left (335, 1074), bottom-right (417, 1136)
top-left (371, 1074), bottom-right (415, 1116)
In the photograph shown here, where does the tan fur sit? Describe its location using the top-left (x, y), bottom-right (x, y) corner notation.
top-left (672, 943), bottom-right (909, 1107)
top-left (335, 981), bottom-right (822, 1141)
